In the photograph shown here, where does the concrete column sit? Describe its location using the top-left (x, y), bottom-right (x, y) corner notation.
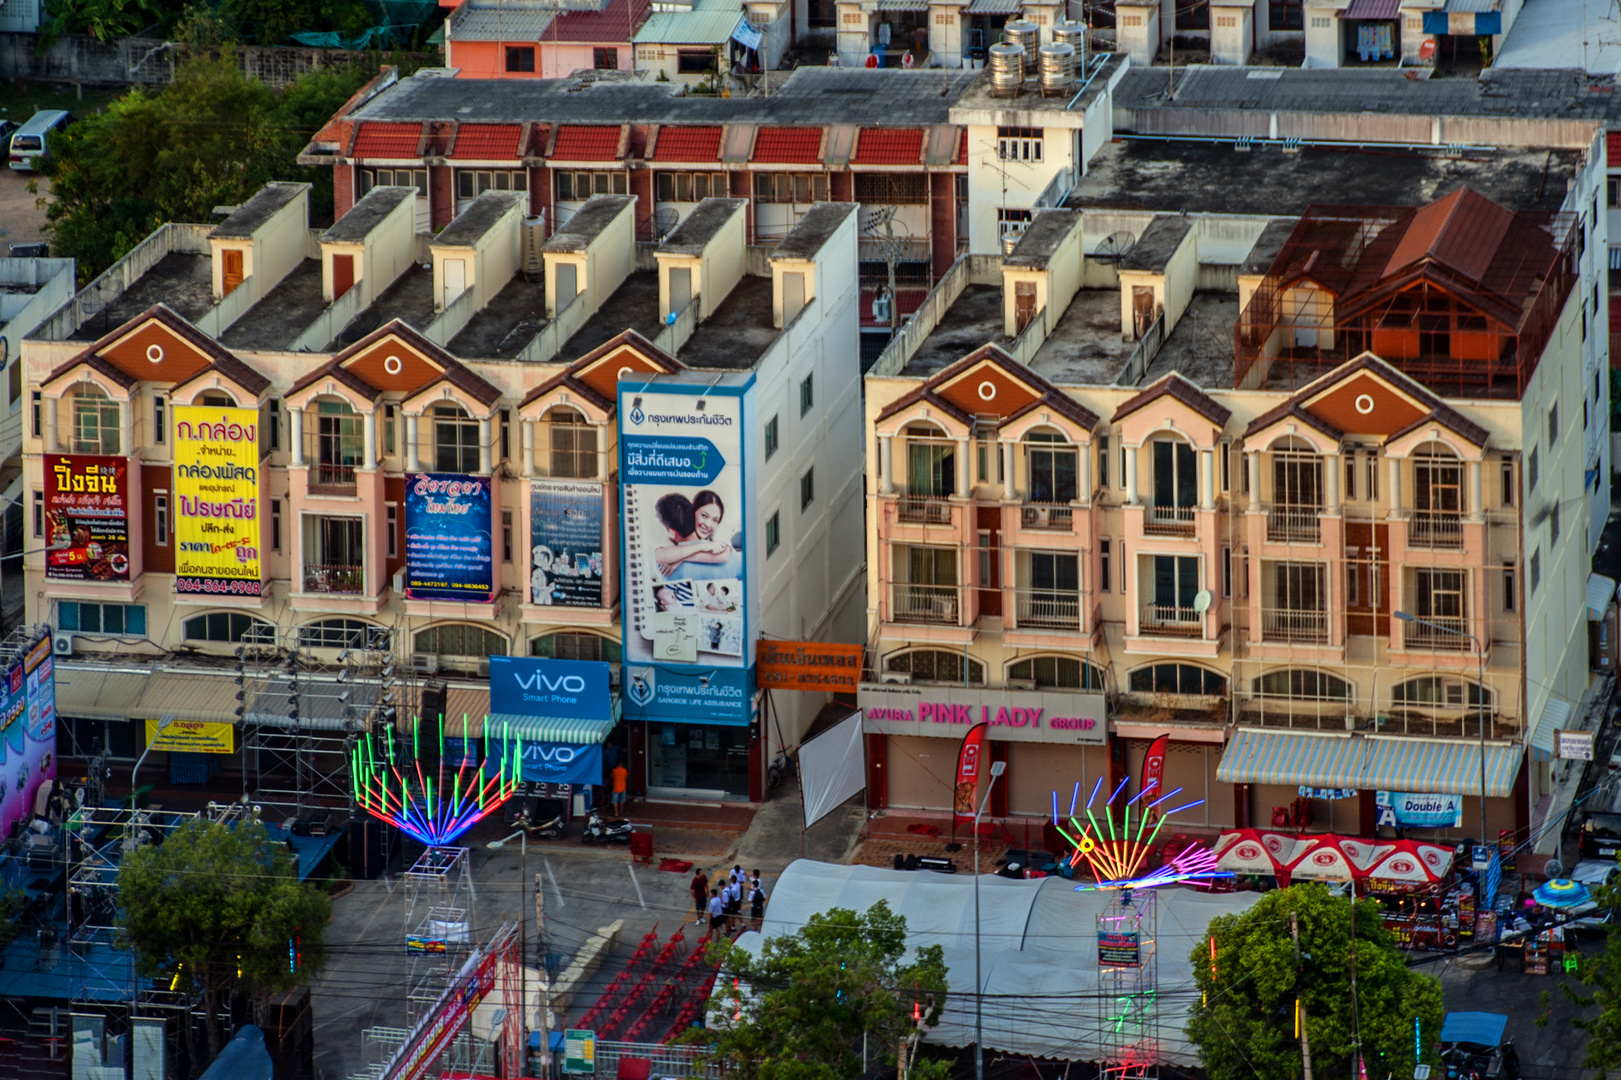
top-left (1124, 444), bottom-right (1139, 505)
top-left (405, 414), bottom-right (419, 472)
top-left (362, 411), bottom-right (377, 470)
top-left (1002, 441), bottom-right (1016, 501)
top-left (43, 395), bottom-right (57, 454)
top-left (1246, 451), bottom-right (1260, 506)
top-left (521, 420), bottom-right (535, 478)
top-left (878, 435), bottom-right (894, 495)
top-left (595, 424), bottom-right (606, 480)
top-left (289, 407), bottom-right (304, 466)
top-left (119, 400), bottom-right (132, 457)
top-left (1198, 448), bottom-right (1214, 511)
top-left (479, 418), bottom-right (493, 476)
top-left (1077, 440), bottom-right (1091, 502)
top-left (1468, 459), bottom-right (1483, 520)
top-left (1325, 452), bottom-right (1340, 514)
top-left (955, 438), bottom-right (970, 498)
top-left (1388, 456), bottom-right (1402, 512)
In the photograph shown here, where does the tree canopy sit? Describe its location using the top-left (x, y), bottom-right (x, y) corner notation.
top-left (695, 900), bottom-right (951, 1080)
top-left (1570, 879), bottom-right (1621, 1074)
top-left (117, 816), bottom-right (330, 1056)
top-left (39, 54), bottom-right (379, 282)
top-left (1187, 884), bottom-right (1444, 1080)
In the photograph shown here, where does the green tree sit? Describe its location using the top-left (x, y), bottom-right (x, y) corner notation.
top-left (117, 817), bottom-right (330, 1058)
top-left (39, 0), bottom-right (162, 49)
top-left (692, 900), bottom-right (951, 1080)
top-left (1187, 884), bottom-right (1444, 1080)
top-left (1569, 879), bottom-right (1621, 1075)
top-left (39, 54), bottom-right (380, 282)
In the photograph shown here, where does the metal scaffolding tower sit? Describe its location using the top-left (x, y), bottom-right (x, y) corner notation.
top-left (402, 846), bottom-right (476, 1028)
top-left (1096, 889), bottom-right (1159, 1080)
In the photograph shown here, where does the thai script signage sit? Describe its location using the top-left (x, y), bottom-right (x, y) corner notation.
top-left (757, 641), bottom-right (863, 693)
top-left (405, 473), bottom-right (494, 601)
top-left (173, 407), bottom-right (261, 596)
top-left (44, 454), bottom-right (129, 582)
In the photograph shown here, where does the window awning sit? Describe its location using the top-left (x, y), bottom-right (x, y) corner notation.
top-left (1361, 736), bottom-right (1521, 798)
top-left (135, 672), bottom-right (242, 724)
top-left (486, 699), bottom-right (620, 746)
top-left (1529, 696), bottom-right (1573, 756)
top-left (1587, 572), bottom-right (1618, 620)
top-left (1216, 730), bottom-right (1366, 788)
top-left (1343, 0), bottom-right (1400, 18)
top-left (55, 665), bottom-right (152, 721)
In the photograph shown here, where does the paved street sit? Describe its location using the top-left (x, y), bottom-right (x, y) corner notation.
top-left (0, 169), bottom-right (49, 252)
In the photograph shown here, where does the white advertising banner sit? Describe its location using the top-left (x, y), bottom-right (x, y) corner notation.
top-left (800, 711), bottom-right (867, 828)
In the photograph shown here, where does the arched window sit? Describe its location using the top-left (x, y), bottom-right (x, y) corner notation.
top-left (531, 632), bottom-right (621, 663)
top-left (1128, 663), bottom-right (1226, 696)
top-left (545, 407), bottom-right (596, 479)
top-left (198, 391), bottom-right (237, 408)
top-left (415, 623), bottom-right (507, 658)
top-left (1149, 435), bottom-right (1196, 518)
top-left (1252, 669), bottom-right (1351, 701)
top-left (434, 403), bottom-right (479, 473)
top-left (885, 649), bottom-right (984, 685)
top-left (1412, 441), bottom-right (1464, 547)
top-left (1008, 655), bottom-right (1104, 691)
top-left (72, 385), bottom-right (120, 454)
top-left (299, 618), bottom-right (386, 650)
top-left (1391, 676), bottom-right (1491, 709)
top-left (183, 612), bottom-right (275, 645)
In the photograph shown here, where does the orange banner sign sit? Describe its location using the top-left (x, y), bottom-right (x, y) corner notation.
top-left (756, 641), bottom-right (863, 692)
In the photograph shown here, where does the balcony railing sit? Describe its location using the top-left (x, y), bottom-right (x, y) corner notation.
top-left (890, 583), bottom-right (960, 625)
top-left (1261, 607), bottom-right (1329, 644)
top-left (1402, 615), bottom-right (1471, 650)
top-left (1020, 502), bottom-right (1074, 531)
top-left (895, 495), bottom-right (954, 526)
top-left (1014, 588), bottom-right (1082, 630)
top-left (309, 462), bottom-right (358, 496)
top-left (1266, 505), bottom-right (1321, 544)
top-left (303, 563), bottom-right (365, 594)
top-left (1144, 504), bottom-right (1196, 536)
top-left (1408, 511), bottom-right (1464, 549)
top-left (1142, 603), bottom-right (1203, 637)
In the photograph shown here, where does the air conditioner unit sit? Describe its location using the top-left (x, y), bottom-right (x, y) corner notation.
top-left (413, 654), bottom-right (440, 676)
top-left (477, 656), bottom-right (490, 678)
top-left (879, 671), bottom-right (911, 685)
top-left (1006, 678), bottom-right (1037, 691)
top-left (52, 632), bottom-right (73, 657)
top-left (393, 568), bottom-right (407, 594)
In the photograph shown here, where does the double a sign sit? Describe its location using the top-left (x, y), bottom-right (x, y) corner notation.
top-left (490, 656), bottom-right (612, 721)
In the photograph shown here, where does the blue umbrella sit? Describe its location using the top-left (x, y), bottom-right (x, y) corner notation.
top-left (1532, 878), bottom-right (1592, 908)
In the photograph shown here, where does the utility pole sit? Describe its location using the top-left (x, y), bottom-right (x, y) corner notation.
top-left (536, 870), bottom-right (551, 1068)
top-left (1291, 912), bottom-right (1314, 1080)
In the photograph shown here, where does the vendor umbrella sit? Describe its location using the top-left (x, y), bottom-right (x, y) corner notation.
top-left (1532, 878), bottom-right (1592, 908)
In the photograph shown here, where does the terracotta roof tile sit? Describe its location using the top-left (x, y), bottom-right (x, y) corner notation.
top-left (352, 122), bottom-right (422, 158)
top-left (853, 127), bottom-right (924, 166)
top-left (451, 123), bottom-right (524, 160)
top-left (651, 125), bottom-right (722, 162)
top-left (552, 124), bottom-right (623, 161)
top-left (752, 126), bottom-right (821, 164)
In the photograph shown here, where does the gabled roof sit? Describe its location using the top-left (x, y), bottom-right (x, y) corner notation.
top-left (524, 329), bottom-right (681, 408)
top-left (1384, 187), bottom-right (1514, 285)
top-left (1246, 352), bottom-right (1493, 449)
top-left (1242, 400), bottom-right (1344, 442)
top-left (873, 385), bottom-right (974, 427)
top-left (46, 305), bottom-right (267, 396)
top-left (549, 0), bottom-right (651, 42)
top-left (170, 354), bottom-right (272, 399)
top-left (287, 355), bottom-right (385, 403)
top-left (1112, 372), bottom-right (1232, 428)
top-left (292, 319), bottom-right (501, 408)
top-left (928, 344), bottom-right (1101, 431)
top-left (43, 352), bottom-right (135, 392)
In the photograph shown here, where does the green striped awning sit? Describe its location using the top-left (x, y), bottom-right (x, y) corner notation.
top-left (1216, 730), bottom-right (1365, 788)
top-left (1361, 737), bottom-right (1521, 798)
top-left (485, 699), bottom-right (620, 745)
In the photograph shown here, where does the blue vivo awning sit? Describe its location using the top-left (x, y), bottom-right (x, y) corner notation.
top-left (1215, 730), bottom-right (1365, 788)
top-left (1218, 729), bottom-right (1521, 797)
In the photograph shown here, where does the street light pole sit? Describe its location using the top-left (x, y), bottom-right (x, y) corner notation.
top-left (973, 759), bottom-right (1007, 1080)
top-left (488, 825), bottom-right (529, 1072)
top-left (1394, 610), bottom-right (1487, 842)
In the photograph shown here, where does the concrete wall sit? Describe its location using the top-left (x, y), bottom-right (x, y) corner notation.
top-left (321, 189), bottom-right (415, 308)
top-left (211, 185), bottom-right (309, 303)
top-left (546, 196), bottom-right (636, 319)
top-left (1209, 1), bottom-right (1254, 63)
top-left (431, 197), bottom-right (525, 314)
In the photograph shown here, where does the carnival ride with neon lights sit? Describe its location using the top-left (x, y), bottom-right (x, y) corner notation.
top-left (1052, 778), bottom-right (1232, 891)
top-left (352, 717), bottom-right (519, 846)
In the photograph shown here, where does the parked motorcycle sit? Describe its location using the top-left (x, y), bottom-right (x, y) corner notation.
top-left (519, 809), bottom-right (564, 840)
top-left (581, 809), bottom-right (634, 845)
top-left (510, 796), bottom-right (565, 839)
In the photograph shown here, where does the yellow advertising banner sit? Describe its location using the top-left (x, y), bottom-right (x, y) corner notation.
top-left (145, 719), bottom-right (235, 753)
top-left (173, 406), bottom-right (262, 596)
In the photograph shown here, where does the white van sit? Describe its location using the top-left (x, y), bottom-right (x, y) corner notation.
top-left (9, 110), bottom-right (72, 171)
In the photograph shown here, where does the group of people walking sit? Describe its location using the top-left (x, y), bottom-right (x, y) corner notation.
top-left (692, 864), bottom-right (766, 935)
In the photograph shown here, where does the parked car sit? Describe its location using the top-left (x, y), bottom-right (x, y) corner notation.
top-left (8, 242), bottom-right (47, 258)
top-left (1579, 811), bottom-right (1621, 860)
top-left (1566, 859), bottom-right (1618, 932)
top-left (9, 110), bottom-right (71, 171)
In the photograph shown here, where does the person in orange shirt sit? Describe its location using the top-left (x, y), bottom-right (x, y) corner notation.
top-left (610, 761), bottom-right (629, 813)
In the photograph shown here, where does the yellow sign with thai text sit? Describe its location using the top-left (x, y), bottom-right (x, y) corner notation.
top-left (145, 719), bottom-right (235, 753)
top-left (173, 405), bottom-right (262, 597)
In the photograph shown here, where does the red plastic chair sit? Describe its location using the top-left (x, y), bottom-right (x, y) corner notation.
top-left (630, 831), bottom-right (654, 864)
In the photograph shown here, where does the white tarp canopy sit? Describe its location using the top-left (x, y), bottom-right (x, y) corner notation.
top-left (735, 861), bottom-right (1262, 1065)
top-left (799, 711), bottom-right (867, 828)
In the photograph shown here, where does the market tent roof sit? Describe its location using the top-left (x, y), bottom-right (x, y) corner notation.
top-left (1284, 838), bottom-right (1358, 882)
top-left (735, 860), bottom-right (1263, 1065)
top-left (1360, 737), bottom-right (1520, 797)
top-left (1440, 1012), bottom-right (1507, 1048)
top-left (1215, 729), bottom-right (1365, 788)
top-left (1365, 848), bottom-right (1441, 887)
top-left (54, 665), bottom-right (153, 721)
top-left (1336, 837), bottom-right (1396, 873)
top-left (1212, 830), bottom-right (1287, 874)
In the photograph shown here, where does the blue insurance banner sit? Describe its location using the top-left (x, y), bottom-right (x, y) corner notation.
top-left (621, 663), bottom-right (754, 725)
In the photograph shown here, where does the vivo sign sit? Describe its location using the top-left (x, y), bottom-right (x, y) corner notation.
top-left (490, 656), bottom-right (611, 721)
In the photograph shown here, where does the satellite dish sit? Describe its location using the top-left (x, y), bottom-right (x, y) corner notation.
top-left (1192, 590), bottom-right (1213, 614)
top-left (1093, 230), bottom-right (1137, 262)
top-left (653, 207), bottom-right (679, 240)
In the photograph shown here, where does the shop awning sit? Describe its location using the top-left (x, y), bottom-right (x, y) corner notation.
top-left (54, 665), bottom-right (152, 721)
top-left (1586, 572), bottom-right (1618, 620)
top-left (1344, 0), bottom-right (1400, 18)
top-left (1422, 3), bottom-right (1501, 32)
top-left (1216, 729), bottom-right (1367, 788)
top-left (135, 672), bottom-right (241, 724)
top-left (1360, 737), bottom-right (1521, 798)
top-left (1529, 696), bottom-right (1573, 756)
top-left (486, 700), bottom-right (620, 746)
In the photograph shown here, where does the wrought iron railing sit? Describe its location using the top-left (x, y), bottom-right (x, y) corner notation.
top-left (303, 563), bottom-right (365, 594)
top-left (1014, 588), bottom-right (1082, 630)
top-left (1261, 607), bottom-right (1329, 644)
top-left (890, 584), bottom-right (960, 625)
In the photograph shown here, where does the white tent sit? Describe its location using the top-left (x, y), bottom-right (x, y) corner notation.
top-left (734, 860), bottom-right (1262, 1065)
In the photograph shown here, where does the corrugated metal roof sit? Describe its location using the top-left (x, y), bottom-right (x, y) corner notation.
top-left (136, 673), bottom-right (240, 724)
top-left (1443, 0), bottom-right (1497, 12)
top-left (1384, 186), bottom-right (1515, 284)
top-left (1361, 736), bottom-right (1521, 797)
top-left (1529, 696), bottom-right (1574, 754)
top-left (1342, 0), bottom-right (1400, 17)
top-left (552, 0), bottom-right (652, 42)
top-left (1215, 729), bottom-right (1365, 788)
top-left (635, 10), bottom-right (743, 43)
top-left (487, 704), bottom-right (619, 744)
top-left (450, 5), bottom-right (556, 40)
top-left (964, 0), bottom-right (1021, 14)
top-left (55, 666), bottom-right (150, 721)
top-left (1587, 572), bottom-right (1618, 619)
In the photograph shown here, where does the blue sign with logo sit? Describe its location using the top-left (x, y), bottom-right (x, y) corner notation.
top-left (621, 436), bottom-right (730, 485)
top-left (404, 473), bottom-right (494, 601)
top-left (1376, 791), bottom-right (1463, 829)
top-left (490, 656), bottom-right (612, 721)
top-left (622, 663), bottom-right (754, 726)
top-left (485, 739), bottom-right (604, 785)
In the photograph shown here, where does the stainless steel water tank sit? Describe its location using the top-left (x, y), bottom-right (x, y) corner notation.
top-left (988, 42), bottom-right (1026, 96)
top-left (1037, 41), bottom-right (1076, 96)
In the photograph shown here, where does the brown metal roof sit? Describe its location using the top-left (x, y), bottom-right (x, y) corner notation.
top-left (1112, 372), bottom-right (1232, 428)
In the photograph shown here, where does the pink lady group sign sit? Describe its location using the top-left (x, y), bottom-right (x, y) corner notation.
top-left (857, 682), bottom-right (1107, 745)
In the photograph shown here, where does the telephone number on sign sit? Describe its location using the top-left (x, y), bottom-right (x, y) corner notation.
top-left (176, 579), bottom-right (263, 595)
